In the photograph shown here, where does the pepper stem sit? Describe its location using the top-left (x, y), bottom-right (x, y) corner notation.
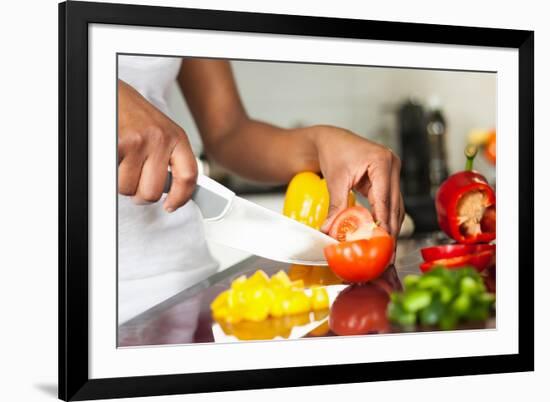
top-left (464, 144), bottom-right (478, 171)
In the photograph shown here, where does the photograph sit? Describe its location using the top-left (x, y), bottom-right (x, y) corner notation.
top-left (116, 55), bottom-right (498, 347)
top-left (58, 2), bottom-right (534, 399)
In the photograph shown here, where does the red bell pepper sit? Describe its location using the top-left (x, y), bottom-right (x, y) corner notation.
top-left (419, 249), bottom-right (495, 273)
top-left (421, 243), bottom-right (496, 262)
top-left (435, 146), bottom-right (496, 244)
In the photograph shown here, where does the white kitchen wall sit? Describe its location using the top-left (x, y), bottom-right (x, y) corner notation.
top-left (167, 59), bottom-right (496, 178)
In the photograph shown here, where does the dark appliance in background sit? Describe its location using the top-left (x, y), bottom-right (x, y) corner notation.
top-left (397, 99), bottom-right (449, 233)
top-left (426, 100), bottom-right (449, 195)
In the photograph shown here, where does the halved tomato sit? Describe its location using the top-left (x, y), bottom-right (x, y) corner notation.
top-left (324, 237), bottom-right (394, 282)
top-left (328, 206), bottom-right (387, 242)
top-left (421, 244), bottom-right (496, 262)
top-left (419, 250), bottom-right (495, 273)
top-left (325, 205), bottom-right (394, 283)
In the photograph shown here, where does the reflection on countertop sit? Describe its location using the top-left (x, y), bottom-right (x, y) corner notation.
top-left (118, 232), bottom-right (496, 347)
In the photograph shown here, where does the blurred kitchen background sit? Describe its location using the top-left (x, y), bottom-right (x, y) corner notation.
top-left (165, 59), bottom-right (496, 269)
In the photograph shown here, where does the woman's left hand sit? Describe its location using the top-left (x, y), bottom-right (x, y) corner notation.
top-left (314, 126), bottom-right (405, 238)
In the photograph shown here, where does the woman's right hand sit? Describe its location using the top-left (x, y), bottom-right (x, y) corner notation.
top-left (117, 79), bottom-right (197, 212)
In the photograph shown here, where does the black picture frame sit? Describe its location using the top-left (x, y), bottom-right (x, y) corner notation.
top-left (59, 1), bottom-right (534, 400)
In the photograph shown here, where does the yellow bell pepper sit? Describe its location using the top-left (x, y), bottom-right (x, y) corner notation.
top-left (219, 316), bottom-right (295, 341)
top-left (313, 309), bottom-right (330, 321)
top-left (212, 305), bottom-right (242, 324)
top-left (308, 320), bottom-right (330, 337)
top-left (270, 293), bottom-right (292, 318)
top-left (231, 275), bottom-right (247, 291)
top-left (246, 270), bottom-right (270, 288)
top-left (269, 270), bottom-right (293, 290)
top-left (240, 287), bottom-right (274, 322)
top-left (307, 309), bottom-right (330, 336)
top-left (309, 287), bottom-right (330, 310)
top-left (212, 269), bottom-right (332, 325)
top-left (286, 290), bottom-right (311, 315)
top-left (283, 172), bottom-right (355, 230)
top-left (210, 289), bottom-right (229, 311)
top-left (285, 312), bottom-right (311, 328)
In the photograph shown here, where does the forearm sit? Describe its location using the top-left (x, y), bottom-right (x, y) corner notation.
top-left (177, 59), bottom-right (323, 182)
top-left (204, 118), bottom-right (324, 183)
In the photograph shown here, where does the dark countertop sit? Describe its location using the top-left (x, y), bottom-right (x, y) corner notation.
top-left (118, 232), bottom-right (495, 347)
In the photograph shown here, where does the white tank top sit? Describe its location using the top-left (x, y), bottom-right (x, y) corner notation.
top-left (118, 55), bottom-right (218, 324)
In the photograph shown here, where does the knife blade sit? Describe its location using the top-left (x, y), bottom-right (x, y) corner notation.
top-left (164, 173), bottom-right (337, 265)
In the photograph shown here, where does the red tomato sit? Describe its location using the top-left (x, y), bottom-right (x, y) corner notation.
top-left (324, 237), bottom-right (394, 282)
top-left (419, 250), bottom-right (495, 273)
top-left (329, 284), bottom-right (390, 335)
top-left (421, 243), bottom-right (496, 262)
top-left (328, 206), bottom-right (386, 242)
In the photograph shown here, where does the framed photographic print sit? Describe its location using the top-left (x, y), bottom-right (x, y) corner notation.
top-left (59, 1), bottom-right (534, 400)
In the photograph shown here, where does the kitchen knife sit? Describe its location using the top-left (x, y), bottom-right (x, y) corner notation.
top-left (164, 172), bottom-right (338, 265)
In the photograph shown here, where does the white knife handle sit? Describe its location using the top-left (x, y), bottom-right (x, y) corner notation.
top-left (163, 172), bottom-right (234, 220)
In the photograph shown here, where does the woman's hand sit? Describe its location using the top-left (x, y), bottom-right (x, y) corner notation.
top-left (118, 80), bottom-right (197, 212)
top-left (315, 126), bottom-right (404, 238)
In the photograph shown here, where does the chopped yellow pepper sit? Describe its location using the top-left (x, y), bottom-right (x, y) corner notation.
top-left (270, 270), bottom-right (293, 289)
top-left (246, 270), bottom-right (270, 287)
top-left (210, 289), bottom-right (229, 310)
top-left (231, 275), bottom-right (247, 290)
top-left (308, 320), bottom-right (330, 337)
top-left (286, 290), bottom-right (311, 315)
top-left (310, 287), bottom-right (330, 310)
top-left (270, 294), bottom-right (292, 318)
top-left (240, 287), bottom-right (273, 322)
top-left (211, 269), bottom-right (332, 324)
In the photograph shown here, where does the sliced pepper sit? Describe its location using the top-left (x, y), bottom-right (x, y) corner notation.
top-left (212, 269), bottom-right (332, 325)
top-left (286, 290), bottom-right (311, 315)
top-left (310, 287), bottom-right (330, 310)
top-left (419, 250), bottom-right (495, 273)
top-left (270, 270), bottom-right (293, 290)
top-left (421, 244), bottom-right (496, 262)
top-left (308, 320), bottom-right (330, 337)
top-left (240, 287), bottom-right (274, 322)
top-left (210, 289), bottom-right (229, 311)
top-left (435, 170), bottom-right (496, 244)
top-left (246, 270), bottom-right (270, 288)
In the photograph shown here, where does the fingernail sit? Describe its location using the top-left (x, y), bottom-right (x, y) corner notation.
top-left (165, 206), bottom-right (174, 213)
